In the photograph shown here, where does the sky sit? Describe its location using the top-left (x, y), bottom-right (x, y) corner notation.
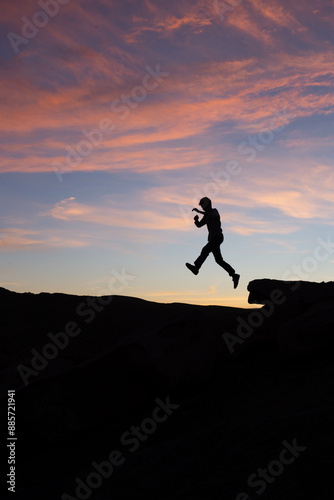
top-left (1, 0), bottom-right (334, 308)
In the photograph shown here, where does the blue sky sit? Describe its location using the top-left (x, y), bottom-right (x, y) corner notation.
top-left (1, 0), bottom-right (334, 307)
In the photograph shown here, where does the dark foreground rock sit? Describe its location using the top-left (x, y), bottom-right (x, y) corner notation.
top-left (248, 278), bottom-right (334, 305)
top-left (247, 279), bottom-right (334, 356)
top-left (0, 285), bottom-right (333, 499)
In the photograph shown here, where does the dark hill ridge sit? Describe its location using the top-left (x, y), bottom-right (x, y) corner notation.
top-left (0, 287), bottom-right (247, 392)
top-left (0, 281), bottom-right (333, 499)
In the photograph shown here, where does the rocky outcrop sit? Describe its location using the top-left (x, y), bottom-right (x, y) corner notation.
top-left (247, 278), bottom-right (334, 305)
top-left (247, 279), bottom-right (334, 356)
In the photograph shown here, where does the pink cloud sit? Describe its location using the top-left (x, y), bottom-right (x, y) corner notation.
top-left (124, 0), bottom-right (216, 42)
top-left (0, 228), bottom-right (40, 249)
top-left (2, 0), bottom-right (334, 177)
top-left (248, 0), bottom-right (302, 30)
top-left (46, 197), bottom-right (191, 231)
top-left (0, 226), bottom-right (89, 252)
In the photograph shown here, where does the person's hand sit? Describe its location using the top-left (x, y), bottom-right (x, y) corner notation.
top-left (192, 208), bottom-right (200, 213)
top-left (194, 215), bottom-right (199, 221)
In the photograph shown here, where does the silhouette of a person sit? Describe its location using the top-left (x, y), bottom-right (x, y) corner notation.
top-left (186, 197), bottom-right (240, 288)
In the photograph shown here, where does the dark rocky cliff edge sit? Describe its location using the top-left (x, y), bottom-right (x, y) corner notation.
top-left (0, 281), bottom-right (333, 499)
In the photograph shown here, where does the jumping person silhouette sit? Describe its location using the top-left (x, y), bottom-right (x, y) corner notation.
top-left (186, 197), bottom-right (240, 289)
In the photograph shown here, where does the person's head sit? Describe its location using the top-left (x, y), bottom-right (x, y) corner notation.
top-left (199, 197), bottom-right (212, 211)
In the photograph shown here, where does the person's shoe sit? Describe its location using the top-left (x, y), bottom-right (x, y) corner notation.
top-left (232, 273), bottom-right (240, 289)
top-left (186, 263), bottom-right (199, 275)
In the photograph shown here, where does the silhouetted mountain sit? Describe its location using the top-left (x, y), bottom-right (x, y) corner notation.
top-left (0, 283), bottom-right (333, 499)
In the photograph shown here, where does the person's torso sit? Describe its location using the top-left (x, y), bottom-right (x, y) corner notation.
top-left (206, 208), bottom-right (222, 238)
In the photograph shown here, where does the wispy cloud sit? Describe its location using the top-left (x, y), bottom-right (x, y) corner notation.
top-left (2, 1), bottom-right (334, 176)
top-left (46, 197), bottom-right (190, 231)
top-left (0, 226), bottom-right (89, 252)
top-left (0, 228), bottom-right (41, 250)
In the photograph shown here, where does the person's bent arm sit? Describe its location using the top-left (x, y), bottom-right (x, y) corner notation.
top-left (194, 215), bottom-right (206, 228)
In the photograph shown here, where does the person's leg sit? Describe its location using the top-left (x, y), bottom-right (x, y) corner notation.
top-left (212, 245), bottom-right (235, 276)
top-left (211, 239), bottom-right (240, 288)
top-left (194, 241), bottom-right (213, 270)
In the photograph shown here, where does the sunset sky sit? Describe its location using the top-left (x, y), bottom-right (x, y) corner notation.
top-left (1, 0), bottom-right (334, 307)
